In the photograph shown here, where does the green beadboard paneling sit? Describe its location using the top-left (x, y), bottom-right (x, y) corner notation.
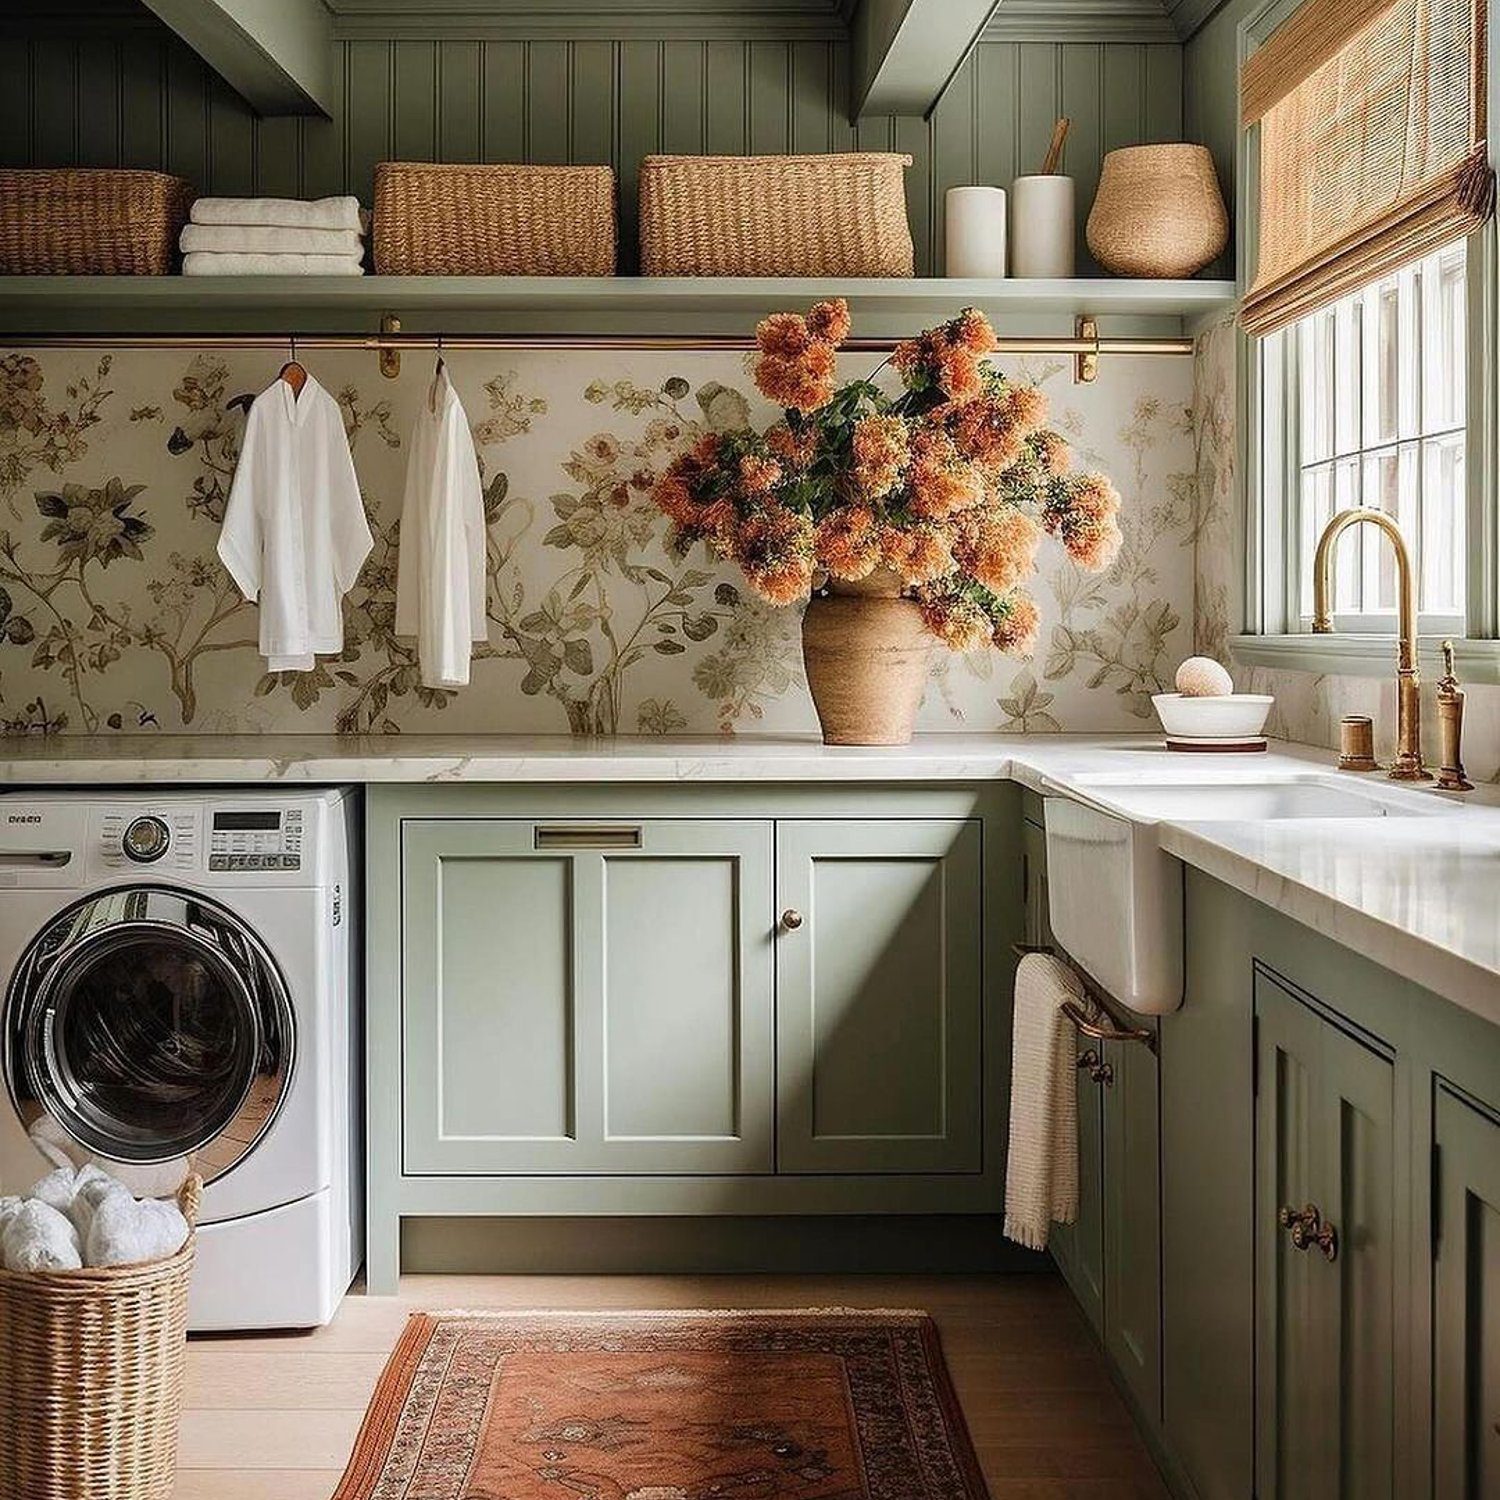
top-left (5, 29), bottom-right (1183, 274)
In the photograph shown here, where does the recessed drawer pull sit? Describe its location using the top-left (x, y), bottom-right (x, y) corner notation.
top-left (533, 825), bottom-right (643, 850)
top-left (0, 851), bottom-right (72, 867)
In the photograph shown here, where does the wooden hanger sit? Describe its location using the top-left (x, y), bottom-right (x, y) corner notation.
top-left (279, 335), bottom-right (307, 398)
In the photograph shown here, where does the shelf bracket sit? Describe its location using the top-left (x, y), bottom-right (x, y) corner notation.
top-left (379, 313), bottom-right (401, 379)
top-left (1075, 315), bottom-right (1099, 384)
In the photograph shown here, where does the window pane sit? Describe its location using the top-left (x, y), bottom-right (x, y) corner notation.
top-left (1289, 237), bottom-right (1467, 630)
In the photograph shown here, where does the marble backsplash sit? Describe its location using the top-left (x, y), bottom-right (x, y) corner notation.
top-left (1192, 316), bottom-right (1500, 783)
top-left (0, 345), bottom-right (1197, 738)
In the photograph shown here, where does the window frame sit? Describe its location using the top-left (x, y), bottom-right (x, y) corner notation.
top-left (1233, 0), bottom-right (1500, 683)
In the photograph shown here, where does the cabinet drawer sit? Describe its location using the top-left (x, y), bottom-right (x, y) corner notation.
top-left (400, 818), bottom-right (774, 1175)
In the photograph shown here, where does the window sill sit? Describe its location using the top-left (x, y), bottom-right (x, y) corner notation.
top-left (1232, 634), bottom-right (1500, 685)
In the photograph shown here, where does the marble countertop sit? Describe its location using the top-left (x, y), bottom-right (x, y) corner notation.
top-left (4, 730), bottom-right (1497, 1024)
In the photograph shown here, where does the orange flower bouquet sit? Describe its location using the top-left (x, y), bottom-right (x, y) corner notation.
top-left (653, 299), bottom-right (1123, 742)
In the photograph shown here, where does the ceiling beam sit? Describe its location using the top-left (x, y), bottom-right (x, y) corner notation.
top-left (139, 0), bottom-right (334, 117)
top-left (850, 0), bottom-right (1001, 119)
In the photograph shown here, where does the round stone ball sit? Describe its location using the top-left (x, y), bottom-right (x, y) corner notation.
top-left (1174, 656), bottom-right (1235, 697)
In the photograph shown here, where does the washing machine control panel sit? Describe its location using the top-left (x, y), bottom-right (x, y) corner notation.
top-left (209, 807), bottom-right (304, 871)
top-left (98, 807), bottom-right (200, 874)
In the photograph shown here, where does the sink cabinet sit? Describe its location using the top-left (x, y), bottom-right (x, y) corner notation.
top-left (366, 783), bottom-right (1017, 1292)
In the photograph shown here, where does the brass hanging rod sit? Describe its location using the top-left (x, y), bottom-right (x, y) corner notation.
top-left (4, 333), bottom-right (1191, 356)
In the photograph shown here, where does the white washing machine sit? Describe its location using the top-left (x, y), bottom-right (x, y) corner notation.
top-left (0, 789), bottom-right (362, 1330)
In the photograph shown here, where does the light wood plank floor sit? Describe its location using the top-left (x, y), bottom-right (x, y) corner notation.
top-left (174, 1272), bottom-right (1169, 1499)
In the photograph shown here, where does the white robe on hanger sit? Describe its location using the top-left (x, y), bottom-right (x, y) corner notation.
top-left (396, 363), bottom-right (489, 688)
top-left (218, 374), bottom-right (372, 673)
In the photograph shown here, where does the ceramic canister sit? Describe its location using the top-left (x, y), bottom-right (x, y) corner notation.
top-left (1009, 175), bottom-right (1075, 278)
top-left (944, 186), bottom-right (1008, 278)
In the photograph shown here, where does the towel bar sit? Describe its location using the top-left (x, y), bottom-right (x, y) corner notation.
top-left (1012, 942), bottom-right (1156, 1051)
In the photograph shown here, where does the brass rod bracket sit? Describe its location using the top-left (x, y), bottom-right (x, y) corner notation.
top-left (378, 313), bottom-right (401, 379)
top-left (1074, 315), bottom-right (1099, 384)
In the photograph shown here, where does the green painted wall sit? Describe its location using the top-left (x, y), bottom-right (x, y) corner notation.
top-left (0, 22), bottom-right (1184, 273)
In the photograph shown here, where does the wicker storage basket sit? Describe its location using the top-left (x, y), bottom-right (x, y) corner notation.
top-left (373, 161), bottom-right (617, 275)
top-left (0, 170), bottom-right (193, 275)
top-left (639, 153), bottom-right (915, 276)
top-left (0, 1177), bottom-right (201, 1500)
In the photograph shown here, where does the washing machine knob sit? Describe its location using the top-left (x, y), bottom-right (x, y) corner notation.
top-left (122, 814), bottom-right (171, 863)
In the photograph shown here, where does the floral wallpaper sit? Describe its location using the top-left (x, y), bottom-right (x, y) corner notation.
top-left (0, 345), bottom-right (1195, 737)
top-left (1191, 315), bottom-right (1500, 783)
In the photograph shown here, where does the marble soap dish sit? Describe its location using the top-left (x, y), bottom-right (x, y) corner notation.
top-left (1152, 691), bottom-right (1275, 753)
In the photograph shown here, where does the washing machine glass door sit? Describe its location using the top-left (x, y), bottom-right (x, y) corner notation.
top-left (4, 887), bottom-right (294, 1181)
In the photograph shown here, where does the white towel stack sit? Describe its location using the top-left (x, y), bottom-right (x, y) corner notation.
top-left (181, 196), bottom-right (368, 276)
top-left (0, 1165), bottom-right (188, 1272)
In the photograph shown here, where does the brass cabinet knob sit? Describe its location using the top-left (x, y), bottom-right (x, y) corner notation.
top-left (780, 909), bottom-right (804, 931)
top-left (1279, 1203), bottom-right (1339, 1262)
top-left (1076, 1048), bottom-right (1114, 1086)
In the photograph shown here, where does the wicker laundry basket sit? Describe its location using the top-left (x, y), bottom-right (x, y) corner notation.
top-left (0, 1176), bottom-right (201, 1500)
top-left (373, 161), bottom-right (617, 275)
top-left (0, 170), bottom-right (194, 275)
top-left (639, 153), bottom-right (916, 276)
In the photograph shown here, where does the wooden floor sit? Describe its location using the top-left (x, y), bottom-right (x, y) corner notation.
top-left (173, 1272), bottom-right (1170, 1499)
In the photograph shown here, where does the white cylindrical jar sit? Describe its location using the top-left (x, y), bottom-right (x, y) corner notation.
top-left (944, 186), bottom-right (1007, 278)
top-left (1009, 175), bottom-right (1075, 278)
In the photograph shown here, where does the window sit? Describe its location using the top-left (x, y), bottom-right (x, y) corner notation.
top-left (1279, 240), bottom-right (1467, 636)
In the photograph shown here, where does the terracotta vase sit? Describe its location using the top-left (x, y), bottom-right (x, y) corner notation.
top-left (1085, 143), bottom-right (1228, 278)
top-left (801, 568), bottom-right (933, 746)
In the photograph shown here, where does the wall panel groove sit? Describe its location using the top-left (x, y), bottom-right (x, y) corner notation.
top-left (4, 27), bottom-right (1182, 273)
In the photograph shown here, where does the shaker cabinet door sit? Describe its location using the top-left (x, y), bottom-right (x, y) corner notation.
top-left (401, 818), bottom-right (774, 1175)
top-left (1433, 1084), bottom-right (1500, 1500)
top-left (1255, 971), bottom-right (1396, 1500)
top-left (774, 819), bottom-right (983, 1174)
top-left (1052, 1033), bottom-right (1106, 1335)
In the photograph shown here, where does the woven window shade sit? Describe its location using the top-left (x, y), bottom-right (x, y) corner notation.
top-left (1240, 0), bottom-right (1492, 337)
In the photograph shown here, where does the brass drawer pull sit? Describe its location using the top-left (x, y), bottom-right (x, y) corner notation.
top-left (1278, 1203), bottom-right (1339, 1262)
top-left (780, 908), bottom-right (804, 931)
top-left (533, 825), bottom-right (643, 850)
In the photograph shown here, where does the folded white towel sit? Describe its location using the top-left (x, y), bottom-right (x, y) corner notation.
top-left (0, 1196), bottom-right (21, 1234)
top-left (181, 223), bottom-right (365, 257)
top-left (190, 194), bottom-right (366, 232)
top-left (3, 1200), bottom-right (83, 1272)
top-left (86, 1192), bottom-right (189, 1269)
top-left (28, 1116), bottom-right (190, 1200)
top-left (1004, 952), bottom-right (1083, 1251)
top-left (182, 251), bottom-right (366, 277)
top-left (28, 1166), bottom-right (80, 1218)
top-left (28, 1163), bottom-right (129, 1238)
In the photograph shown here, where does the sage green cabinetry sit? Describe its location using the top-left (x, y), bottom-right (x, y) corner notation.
top-left (776, 819), bottom-right (981, 1174)
top-left (400, 817), bottom-right (774, 1176)
top-left (1254, 969), bottom-right (1396, 1500)
top-left (367, 784), bottom-right (1015, 1293)
top-left (1433, 1085), bottom-right (1500, 1500)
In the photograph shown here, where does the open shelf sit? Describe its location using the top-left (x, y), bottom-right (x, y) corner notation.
top-left (0, 274), bottom-right (1237, 339)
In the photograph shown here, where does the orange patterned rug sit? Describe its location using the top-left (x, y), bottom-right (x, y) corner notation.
top-left (331, 1309), bottom-right (989, 1499)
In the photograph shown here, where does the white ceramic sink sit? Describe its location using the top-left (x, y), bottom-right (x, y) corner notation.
top-left (1065, 776), bottom-right (1451, 823)
top-left (1041, 774), bottom-right (1456, 1016)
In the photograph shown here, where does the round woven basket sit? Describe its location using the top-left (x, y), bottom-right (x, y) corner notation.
top-left (1085, 144), bottom-right (1228, 278)
top-left (0, 1176), bottom-right (201, 1500)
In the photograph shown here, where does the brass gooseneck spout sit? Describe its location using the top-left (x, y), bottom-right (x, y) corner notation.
top-left (1310, 509), bottom-right (1430, 781)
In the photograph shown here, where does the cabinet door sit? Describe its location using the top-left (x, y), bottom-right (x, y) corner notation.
top-left (1434, 1085), bottom-right (1500, 1500)
top-left (402, 818), bottom-right (774, 1175)
top-left (1255, 972), bottom-right (1396, 1500)
top-left (1104, 1031), bottom-right (1161, 1425)
top-left (776, 819), bottom-right (982, 1174)
top-left (1052, 1037), bottom-right (1106, 1334)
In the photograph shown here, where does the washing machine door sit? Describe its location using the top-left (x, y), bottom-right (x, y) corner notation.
top-left (3, 887), bottom-right (294, 1184)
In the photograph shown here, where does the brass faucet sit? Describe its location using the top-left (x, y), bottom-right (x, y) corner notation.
top-left (1310, 509), bottom-right (1431, 781)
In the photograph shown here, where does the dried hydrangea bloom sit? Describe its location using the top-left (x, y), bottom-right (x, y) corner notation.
top-left (815, 505), bottom-right (884, 581)
top-left (851, 415), bottom-right (909, 499)
top-left (990, 591), bottom-right (1041, 655)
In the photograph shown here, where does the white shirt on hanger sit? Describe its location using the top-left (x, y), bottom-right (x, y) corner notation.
top-left (218, 374), bottom-right (373, 673)
top-left (395, 362), bottom-right (489, 688)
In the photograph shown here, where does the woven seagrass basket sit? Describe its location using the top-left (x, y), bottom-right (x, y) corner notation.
top-left (373, 161), bottom-right (617, 275)
top-left (639, 153), bottom-right (915, 276)
top-left (0, 1176), bottom-right (201, 1500)
top-left (0, 169), bottom-right (193, 275)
